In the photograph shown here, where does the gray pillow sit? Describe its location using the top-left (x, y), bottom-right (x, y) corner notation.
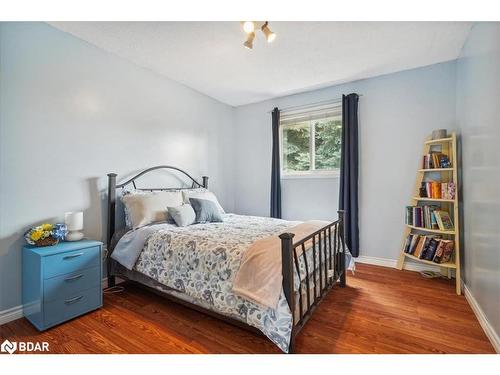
top-left (189, 198), bottom-right (224, 223)
top-left (167, 204), bottom-right (196, 227)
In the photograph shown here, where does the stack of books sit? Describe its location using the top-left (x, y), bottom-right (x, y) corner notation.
top-left (419, 181), bottom-right (456, 199)
top-left (422, 152), bottom-right (452, 169)
top-left (402, 234), bottom-right (455, 264)
top-left (405, 206), bottom-right (454, 231)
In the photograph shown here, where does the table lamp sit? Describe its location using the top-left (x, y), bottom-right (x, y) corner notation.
top-left (64, 211), bottom-right (84, 241)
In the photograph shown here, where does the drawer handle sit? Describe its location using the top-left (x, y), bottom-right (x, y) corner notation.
top-left (64, 274), bottom-right (84, 281)
top-left (64, 295), bottom-right (83, 304)
top-left (63, 252), bottom-right (84, 260)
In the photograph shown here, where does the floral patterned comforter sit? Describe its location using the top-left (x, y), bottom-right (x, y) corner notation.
top-left (120, 214), bottom-right (337, 352)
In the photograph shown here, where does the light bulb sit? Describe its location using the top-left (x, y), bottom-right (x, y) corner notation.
top-left (243, 21), bottom-right (255, 34)
top-left (261, 22), bottom-right (276, 43)
top-left (243, 32), bottom-right (255, 49)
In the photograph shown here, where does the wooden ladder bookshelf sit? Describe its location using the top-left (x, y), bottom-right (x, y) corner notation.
top-left (396, 132), bottom-right (461, 295)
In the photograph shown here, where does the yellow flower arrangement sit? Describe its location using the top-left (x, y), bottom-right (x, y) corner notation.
top-left (30, 229), bottom-right (43, 241)
top-left (41, 223), bottom-right (53, 231)
top-left (25, 222), bottom-right (62, 246)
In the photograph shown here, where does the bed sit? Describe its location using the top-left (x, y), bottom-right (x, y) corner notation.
top-left (106, 166), bottom-right (347, 353)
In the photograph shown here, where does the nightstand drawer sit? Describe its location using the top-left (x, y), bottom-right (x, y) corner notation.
top-left (43, 246), bottom-right (100, 279)
top-left (44, 286), bottom-right (101, 328)
top-left (44, 266), bottom-right (101, 302)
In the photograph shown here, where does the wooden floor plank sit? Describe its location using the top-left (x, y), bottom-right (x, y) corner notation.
top-left (0, 264), bottom-right (494, 354)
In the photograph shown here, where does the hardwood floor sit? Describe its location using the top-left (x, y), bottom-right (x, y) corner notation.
top-left (0, 264), bottom-right (494, 354)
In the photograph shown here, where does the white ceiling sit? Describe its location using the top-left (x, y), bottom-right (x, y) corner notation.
top-left (49, 22), bottom-right (472, 107)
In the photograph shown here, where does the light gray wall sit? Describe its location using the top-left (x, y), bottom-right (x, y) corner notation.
top-left (0, 22), bottom-right (235, 311)
top-left (456, 23), bottom-right (500, 340)
top-left (234, 61), bottom-right (457, 260)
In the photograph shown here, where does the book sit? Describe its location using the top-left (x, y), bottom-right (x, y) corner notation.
top-left (403, 234), bottom-right (413, 253)
top-left (447, 182), bottom-right (456, 199)
top-left (430, 211), bottom-right (438, 229)
top-left (421, 238), bottom-right (440, 260)
top-left (406, 205), bottom-right (441, 229)
top-left (426, 205), bottom-right (439, 229)
top-left (405, 206), bottom-right (413, 225)
top-left (418, 237), bottom-right (433, 259)
top-left (440, 182), bottom-right (456, 200)
top-left (413, 236), bottom-right (427, 258)
top-left (408, 235), bottom-right (420, 255)
top-left (434, 210), bottom-right (454, 231)
top-left (414, 206), bottom-right (423, 227)
top-left (439, 154), bottom-right (451, 168)
top-left (431, 181), bottom-right (442, 199)
top-left (441, 183), bottom-right (449, 199)
top-left (440, 240), bottom-right (455, 263)
top-left (419, 182), bottom-right (427, 198)
top-left (433, 240), bottom-right (446, 263)
top-left (433, 239), bottom-right (455, 263)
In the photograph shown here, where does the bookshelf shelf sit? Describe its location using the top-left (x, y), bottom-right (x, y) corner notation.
top-left (418, 168), bottom-right (454, 172)
top-left (412, 197), bottom-right (456, 203)
top-left (424, 137), bottom-right (453, 145)
top-left (403, 253), bottom-right (456, 269)
top-left (397, 131), bottom-right (461, 295)
top-left (406, 225), bottom-right (455, 235)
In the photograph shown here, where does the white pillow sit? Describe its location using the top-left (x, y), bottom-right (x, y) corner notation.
top-left (182, 189), bottom-right (225, 214)
top-left (121, 190), bottom-right (183, 229)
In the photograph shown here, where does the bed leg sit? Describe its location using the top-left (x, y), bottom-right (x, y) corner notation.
top-left (288, 336), bottom-right (295, 354)
top-left (340, 268), bottom-right (346, 288)
top-left (108, 275), bottom-right (116, 288)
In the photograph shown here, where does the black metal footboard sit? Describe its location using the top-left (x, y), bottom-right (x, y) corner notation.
top-left (279, 210), bottom-right (346, 353)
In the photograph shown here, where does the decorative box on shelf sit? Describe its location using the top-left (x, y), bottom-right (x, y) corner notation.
top-left (22, 240), bottom-right (103, 331)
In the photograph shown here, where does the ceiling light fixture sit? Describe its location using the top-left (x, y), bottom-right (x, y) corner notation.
top-left (242, 21), bottom-right (255, 34)
top-left (241, 21), bottom-right (276, 49)
top-left (261, 22), bottom-right (276, 43)
top-left (243, 31), bottom-right (255, 50)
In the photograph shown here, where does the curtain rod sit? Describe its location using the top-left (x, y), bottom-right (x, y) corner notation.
top-left (267, 94), bottom-right (363, 114)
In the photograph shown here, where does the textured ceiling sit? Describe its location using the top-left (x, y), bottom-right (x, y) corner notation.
top-left (49, 22), bottom-right (472, 106)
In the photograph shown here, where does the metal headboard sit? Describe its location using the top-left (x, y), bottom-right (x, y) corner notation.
top-left (106, 165), bottom-right (208, 250)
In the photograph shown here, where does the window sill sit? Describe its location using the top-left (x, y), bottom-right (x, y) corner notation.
top-left (281, 173), bottom-right (340, 180)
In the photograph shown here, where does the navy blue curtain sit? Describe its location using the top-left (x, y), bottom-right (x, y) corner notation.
top-left (270, 107), bottom-right (282, 218)
top-left (339, 94), bottom-right (359, 257)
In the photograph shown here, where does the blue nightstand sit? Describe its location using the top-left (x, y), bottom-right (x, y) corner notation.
top-left (22, 240), bottom-right (103, 331)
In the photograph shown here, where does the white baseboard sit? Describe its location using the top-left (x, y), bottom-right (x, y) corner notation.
top-left (0, 304), bottom-right (24, 326)
top-left (0, 277), bottom-right (120, 326)
top-left (463, 282), bottom-right (500, 353)
top-left (355, 255), bottom-right (441, 272)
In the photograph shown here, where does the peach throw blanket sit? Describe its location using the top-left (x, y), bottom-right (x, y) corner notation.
top-left (232, 220), bottom-right (330, 309)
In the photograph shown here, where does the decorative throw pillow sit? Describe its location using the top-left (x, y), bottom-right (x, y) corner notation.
top-left (167, 204), bottom-right (196, 227)
top-left (189, 198), bottom-right (224, 223)
top-left (121, 189), bottom-right (149, 228)
top-left (182, 189), bottom-right (225, 214)
top-left (121, 190), bottom-right (183, 229)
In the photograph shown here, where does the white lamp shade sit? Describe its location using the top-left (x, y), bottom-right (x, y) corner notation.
top-left (65, 211), bottom-right (83, 231)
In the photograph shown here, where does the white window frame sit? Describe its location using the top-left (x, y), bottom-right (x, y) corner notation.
top-left (279, 106), bottom-right (341, 179)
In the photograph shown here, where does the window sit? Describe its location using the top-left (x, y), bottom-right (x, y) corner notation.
top-left (280, 105), bottom-right (342, 177)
